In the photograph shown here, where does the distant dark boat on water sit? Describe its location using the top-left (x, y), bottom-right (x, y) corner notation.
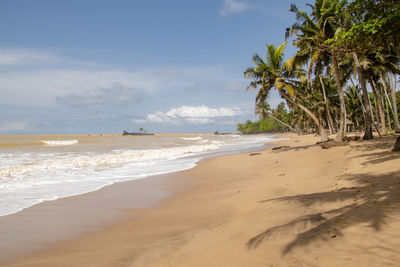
top-left (214, 131), bottom-right (233, 135)
top-left (122, 130), bottom-right (154, 136)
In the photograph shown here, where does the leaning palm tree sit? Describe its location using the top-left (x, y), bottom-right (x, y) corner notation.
top-left (255, 102), bottom-right (271, 120)
top-left (244, 42), bottom-right (329, 141)
top-left (256, 101), bottom-right (297, 132)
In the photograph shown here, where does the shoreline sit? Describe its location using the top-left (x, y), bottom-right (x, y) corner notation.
top-left (0, 133), bottom-right (273, 218)
top-left (0, 135), bottom-right (273, 264)
top-left (4, 133), bottom-right (400, 266)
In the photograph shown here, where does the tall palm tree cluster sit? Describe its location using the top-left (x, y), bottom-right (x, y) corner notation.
top-left (243, 0), bottom-right (400, 144)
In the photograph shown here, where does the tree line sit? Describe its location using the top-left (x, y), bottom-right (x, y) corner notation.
top-left (239, 0), bottom-right (400, 147)
top-left (237, 102), bottom-right (294, 134)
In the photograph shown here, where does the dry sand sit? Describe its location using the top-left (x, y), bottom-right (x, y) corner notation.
top-left (4, 133), bottom-right (400, 266)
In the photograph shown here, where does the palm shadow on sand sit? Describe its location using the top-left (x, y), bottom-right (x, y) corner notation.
top-left (247, 170), bottom-right (400, 255)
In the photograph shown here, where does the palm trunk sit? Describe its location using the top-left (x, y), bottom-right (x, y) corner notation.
top-left (384, 89), bottom-right (393, 129)
top-left (382, 82), bottom-right (392, 129)
top-left (368, 92), bottom-right (375, 123)
top-left (369, 77), bottom-right (387, 135)
top-left (352, 52), bottom-right (373, 140)
top-left (389, 73), bottom-right (400, 132)
top-left (358, 92), bottom-right (366, 114)
top-left (372, 92), bottom-right (378, 121)
top-left (320, 76), bottom-right (336, 134)
top-left (384, 95), bottom-right (391, 129)
top-left (325, 110), bottom-right (333, 135)
top-left (381, 74), bottom-right (395, 129)
top-left (350, 78), bottom-right (367, 117)
top-left (277, 88), bottom-right (329, 142)
top-left (332, 53), bottom-right (346, 141)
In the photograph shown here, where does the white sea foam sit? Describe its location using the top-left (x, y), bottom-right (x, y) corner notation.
top-left (181, 136), bottom-right (202, 141)
top-left (0, 134), bottom-right (278, 217)
top-left (40, 140), bottom-right (78, 146)
top-left (0, 143), bottom-right (221, 179)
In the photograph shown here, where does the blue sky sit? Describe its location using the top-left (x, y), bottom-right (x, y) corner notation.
top-left (0, 0), bottom-right (308, 134)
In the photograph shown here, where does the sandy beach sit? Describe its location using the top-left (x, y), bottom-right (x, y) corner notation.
top-left (3, 133), bottom-right (400, 266)
top-left (2, 0), bottom-right (399, 266)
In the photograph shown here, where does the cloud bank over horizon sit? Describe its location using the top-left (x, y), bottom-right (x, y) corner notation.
top-left (134, 105), bottom-right (246, 125)
top-left (0, 0), bottom-right (296, 134)
top-left (0, 48), bottom-right (259, 133)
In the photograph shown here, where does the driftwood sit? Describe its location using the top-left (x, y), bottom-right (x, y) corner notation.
top-left (320, 141), bottom-right (349, 149)
top-left (343, 136), bottom-right (361, 142)
top-left (316, 139), bottom-right (333, 145)
top-left (272, 146), bottom-right (290, 150)
top-left (249, 152), bottom-right (262, 156)
top-left (316, 136), bottom-right (359, 146)
top-left (393, 136), bottom-right (400, 152)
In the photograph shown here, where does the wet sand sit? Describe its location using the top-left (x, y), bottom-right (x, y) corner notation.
top-left (0, 172), bottom-right (178, 263)
top-left (3, 133), bottom-right (400, 266)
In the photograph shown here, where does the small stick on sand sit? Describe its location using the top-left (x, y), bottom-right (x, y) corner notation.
top-left (272, 146), bottom-right (290, 150)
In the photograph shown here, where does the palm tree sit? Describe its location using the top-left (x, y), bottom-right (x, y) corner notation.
top-left (389, 72), bottom-right (400, 132)
top-left (319, 76), bottom-right (336, 134)
top-left (244, 42), bottom-right (329, 141)
top-left (373, 48), bottom-right (400, 132)
top-left (345, 85), bottom-right (363, 130)
top-left (255, 102), bottom-right (271, 120)
top-left (256, 102), bottom-right (297, 132)
top-left (351, 52), bottom-right (374, 139)
top-left (363, 56), bottom-right (388, 135)
top-left (286, 0), bottom-right (349, 141)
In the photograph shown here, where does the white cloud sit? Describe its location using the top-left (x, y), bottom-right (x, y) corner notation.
top-left (0, 48), bottom-right (86, 68)
top-left (0, 47), bottom-right (254, 132)
top-left (147, 112), bottom-right (169, 123)
top-left (0, 69), bottom-right (158, 106)
top-left (140, 105), bottom-right (243, 125)
top-left (0, 49), bottom-right (56, 66)
top-left (165, 105), bottom-right (241, 118)
top-left (0, 49), bottom-right (251, 109)
top-left (220, 0), bottom-right (252, 16)
top-left (56, 81), bottom-right (147, 107)
top-left (185, 117), bottom-right (214, 124)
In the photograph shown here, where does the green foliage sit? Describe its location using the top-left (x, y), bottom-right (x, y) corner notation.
top-left (397, 91), bottom-right (400, 114)
top-left (336, 0), bottom-right (400, 50)
top-left (244, 0), bottom-right (400, 138)
top-left (237, 102), bottom-right (292, 134)
top-left (237, 119), bottom-right (280, 134)
top-left (345, 86), bottom-right (363, 129)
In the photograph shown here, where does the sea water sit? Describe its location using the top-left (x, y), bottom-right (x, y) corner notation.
top-left (0, 133), bottom-right (279, 217)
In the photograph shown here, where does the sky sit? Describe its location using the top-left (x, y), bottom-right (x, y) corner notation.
top-left (0, 0), bottom-right (309, 134)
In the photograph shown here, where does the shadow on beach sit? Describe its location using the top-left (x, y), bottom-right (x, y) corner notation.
top-left (271, 143), bottom-right (316, 153)
top-left (248, 171), bottom-right (400, 254)
top-left (247, 136), bottom-right (400, 260)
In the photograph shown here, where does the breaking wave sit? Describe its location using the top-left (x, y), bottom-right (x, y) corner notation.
top-left (40, 140), bottom-right (79, 146)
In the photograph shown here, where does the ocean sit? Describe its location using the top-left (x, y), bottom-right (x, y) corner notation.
top-left (0, 133), bottom-right (279, 217)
